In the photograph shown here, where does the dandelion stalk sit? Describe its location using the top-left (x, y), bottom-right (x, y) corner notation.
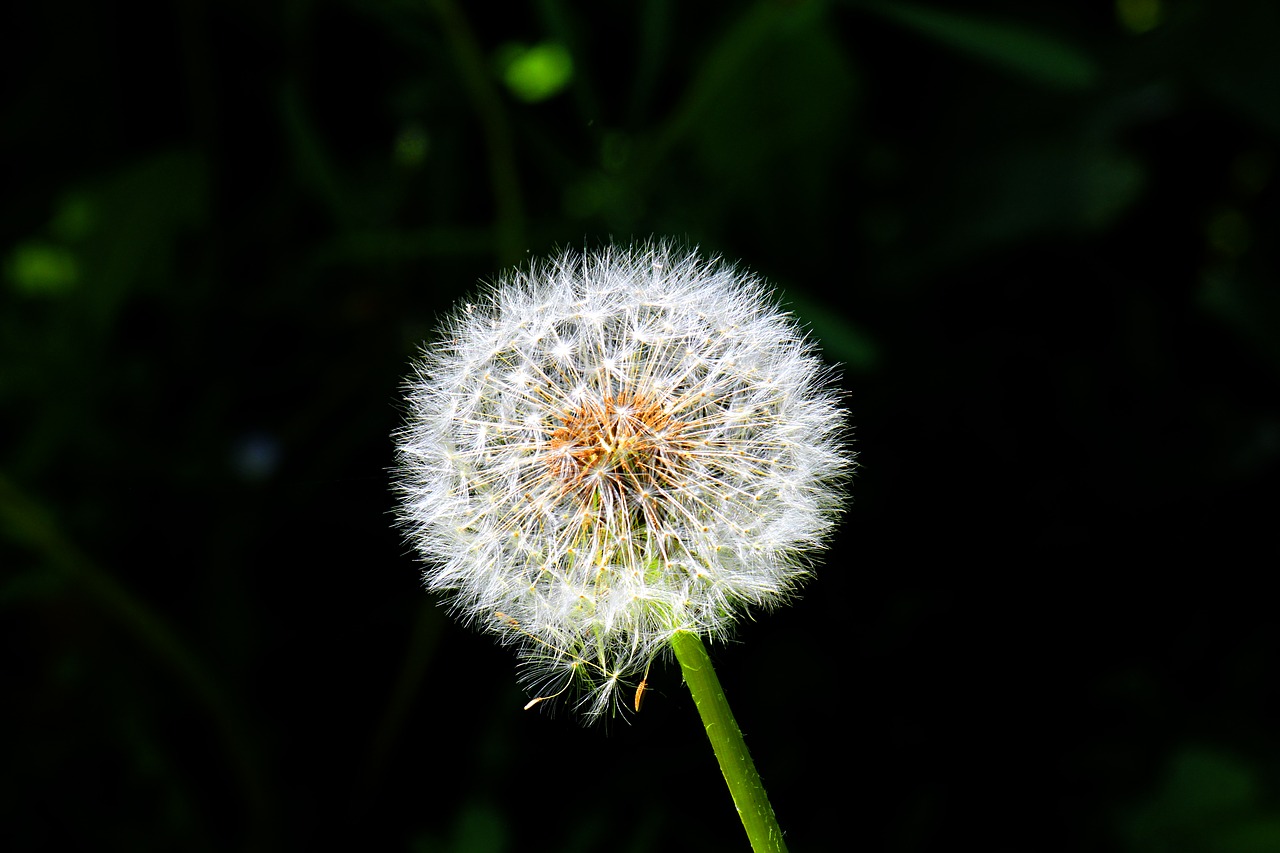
top-left (0, 470), bottom-right (272, 839)
top-left (672, 631), bottom-right (788, 853)
top-left (429, 0), bottom-right (524, 265)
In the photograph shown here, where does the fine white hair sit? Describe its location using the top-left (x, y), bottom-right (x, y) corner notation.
top-left (394, 241), bottom-right (852, 719)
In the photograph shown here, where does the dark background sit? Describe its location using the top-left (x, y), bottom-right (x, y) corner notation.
top-left (4, 1), bottom-right (1279, 851)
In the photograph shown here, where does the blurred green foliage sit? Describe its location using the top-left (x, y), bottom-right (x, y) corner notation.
top-left (858, 0), bottom-right (1099, 90)
top-left (1125, 747), bottom-right (1280, 853)
top-left (2, 0), bottom-right (1279, 851)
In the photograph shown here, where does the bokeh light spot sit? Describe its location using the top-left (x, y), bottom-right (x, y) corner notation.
top-left (6, 242), bottom-right (78, 296)
top-left (1117, 0), bottom-right (1162, 34)
top-left (499, 42), bottom-right (573, 103)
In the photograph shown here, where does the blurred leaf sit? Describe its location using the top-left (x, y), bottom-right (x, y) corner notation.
top-left (0, 470), bottom-right (269, 823)
top-left (1123, 746), bottom-right (1280, 853)
top-left (452, 803), bottom-right (507, 853)
top-left (643, 1), bottom-right (858, 238)
top-left (928, 139), bottom-right (1145, 265)
top-left (71, 149), bottom-right (207, 326)
top-left (281, 82), bottom-right (352, 226)
top-left (413, 802), bottom-right (508, 853)
top-left (857, 0), bottom-right (1098, 90)
top-left (1219, 819), bottom-right (1280, 853)
top-left (0, 565), bottom-right (68, 605)
top-left (653, 0), bottom-right (830, 157)
top-left (1116, 0), bottom-right (1163, 35)
top-left (50, 193), bottom-right (96, 242)
top-left (787, 291), bottom-right (881, 373)
top-left (393, 123), bottom-right (431, 168)
top-left (1199, 268), bottom-right (1280, 377)
top-left (1161, 748), bottom-right (1255, 814)
top-left (1195, 2), bottom-right (1280, 137)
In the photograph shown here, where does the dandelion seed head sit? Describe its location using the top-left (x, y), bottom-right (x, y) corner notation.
top-left (394, 241), bottom-right (852, 719)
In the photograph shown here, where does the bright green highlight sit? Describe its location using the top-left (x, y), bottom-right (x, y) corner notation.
top-left (671, 632), bottom-right (788, 853)
top-left (7, 242), bottom-right (78, 295)
top-left (500, 42), bottom-right (573, 102)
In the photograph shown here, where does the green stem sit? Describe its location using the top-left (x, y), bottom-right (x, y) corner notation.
top-left (671, 631), bottom-right (789, 853)
top-left (0, 471), bottom-right (272, 842)
top-left (430, 0), bottom-right (526, 267)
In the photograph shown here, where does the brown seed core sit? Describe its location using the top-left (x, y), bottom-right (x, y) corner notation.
top-left (547, 390), bottom-right (689, 510)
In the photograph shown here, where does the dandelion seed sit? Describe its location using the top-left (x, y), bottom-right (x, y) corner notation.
top-left (394, 241), bottom-right (852, 719)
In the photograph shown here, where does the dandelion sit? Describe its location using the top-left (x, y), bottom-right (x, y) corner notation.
top-left (394, 241), bottom-right (851, 722)
top-left (395, 241), bottom-right (852, 851)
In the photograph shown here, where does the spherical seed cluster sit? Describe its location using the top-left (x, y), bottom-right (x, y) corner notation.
top-left (394, 243), bottom-right (851, 718)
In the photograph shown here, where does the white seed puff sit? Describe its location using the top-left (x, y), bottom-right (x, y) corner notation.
top-left (394, 242), bottom-right (852, 718)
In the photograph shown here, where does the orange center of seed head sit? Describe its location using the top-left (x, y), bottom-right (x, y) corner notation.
top-left (547, 390), bottom-right (690, 513)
